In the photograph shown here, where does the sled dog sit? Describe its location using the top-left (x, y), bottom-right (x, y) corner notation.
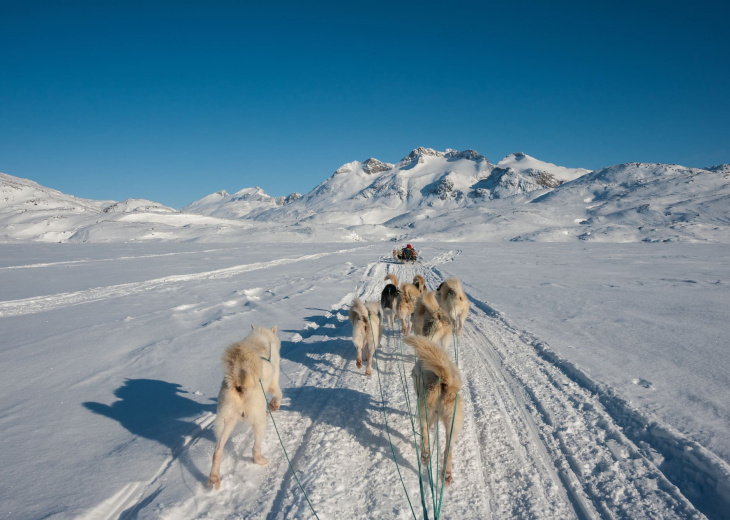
top-left (381, 274), bottom-right (400, 329)
top-left (404, 335), bottom-right (464, 485)
top-left (208, 325), bottom-right (283, 490)
top-left (349, 298), bottom-right (383, 376)
top-left (413, 291), bottom-right (453, 349)
top-left (396, 283), bottom-right (420, 335)
top-left (413, 274), bottom-right (427, 296)
top-left (436, 277), bottom-right (470, 335)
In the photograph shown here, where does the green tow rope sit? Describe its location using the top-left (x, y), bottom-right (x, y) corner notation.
top-left (369, 312), bottom-right (420, 520)
top-left (259, 379), bottom-right (320, 520)
top-left (395, 326), bottom-right (432, 520)
top-left (362, 273), bottom-right (461, 520)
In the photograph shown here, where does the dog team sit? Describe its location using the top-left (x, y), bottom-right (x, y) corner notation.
top-left (207, 268), bottom-right (470, 490)
top-left (364, 272), bottom-right (469, 484)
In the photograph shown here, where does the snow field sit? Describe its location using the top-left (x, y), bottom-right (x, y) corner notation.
top-left (0, 243), bottom-right (728, 519)
top-left (151, 252), bottom-right (718, 519)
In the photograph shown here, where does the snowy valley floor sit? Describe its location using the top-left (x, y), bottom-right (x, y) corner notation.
top-left (1, 242), bottom-right (729, 519)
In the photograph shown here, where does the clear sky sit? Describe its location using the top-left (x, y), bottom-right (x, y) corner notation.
top-left (1, 0), bottom-right (729, 208)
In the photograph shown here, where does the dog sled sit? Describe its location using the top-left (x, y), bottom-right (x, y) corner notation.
top-left (392, 244), bottom-right (418, 263)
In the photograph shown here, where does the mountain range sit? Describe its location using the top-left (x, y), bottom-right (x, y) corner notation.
top-left (1, 148), bottom-right (728, 243)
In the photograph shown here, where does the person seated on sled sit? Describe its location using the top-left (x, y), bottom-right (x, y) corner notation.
top-left (403, 244), bottom-right (416, 261)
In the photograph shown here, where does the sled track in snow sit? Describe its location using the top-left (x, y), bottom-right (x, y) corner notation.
top-left (475, 302), bottom-right (730, 520)
top-left (428, 262), bottom-right (728, 520)
top-left (0, 247), bottom-right (365, 318)
top-left (107, 252), bottom-right (729, 519)
top-left (345, 259), bottom-right (721, 519)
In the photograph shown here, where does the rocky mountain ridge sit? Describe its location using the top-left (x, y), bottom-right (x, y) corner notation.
top-left (1, 149), bottom-right (728, 244)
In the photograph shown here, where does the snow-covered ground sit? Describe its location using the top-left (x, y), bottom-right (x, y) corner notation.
top-left (1, 241), bottom-right (729, 519)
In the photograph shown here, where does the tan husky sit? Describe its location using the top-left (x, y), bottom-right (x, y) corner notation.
top-left (396, 283), bottom-right (420, 334)
top-left (349, 298), bottom-right (383, 376)
top-left (208, 325), bottom-right (282, 490)
top-left (413, 274), bottom-right (427, 296)
top-left (404, 335), bottom-right (464, 485)
top-left (413, 291), bottom-right (453, 349)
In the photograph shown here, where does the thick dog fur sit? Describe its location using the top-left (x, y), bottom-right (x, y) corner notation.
top-left (385, 273), bottom-right (399, 287)
top-left (413, 291), bottom-right (453, 349)
top-left (413, 274), bottom-right (427, 296)
top-left (404, 335), bottom-right (464, 485)
top-left (396, 282), bottom-right (421, 334)
top-left (381, 275), bottom-right (400, 329)
top-left (349, 298), bottom-right (383, 376)
top-left (436, 277), bottom-right (470, 335)
top-left (208, 325), bottom-right (282, 490)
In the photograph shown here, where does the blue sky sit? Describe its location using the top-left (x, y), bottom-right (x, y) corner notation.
top-left (1, 0), bottom-right (729, 208)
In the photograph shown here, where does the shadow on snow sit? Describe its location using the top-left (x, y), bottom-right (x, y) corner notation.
top-left (83, 378), bottom-right (216, 484)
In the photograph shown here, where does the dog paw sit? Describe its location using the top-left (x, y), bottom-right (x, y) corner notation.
top-left (356, 359), bottom-right (363, 369)
top-left (421, 452), bottom-right (430, 465)
top-left (269, 399), bottom-right (280, 411)
top-left (442, 470), bottom-right (453, 486)
top-left (365, 367), bottom-right (372, 376)
top-left (254, 455), bottom-right (268, 465)
top-left (208, 475), bottom-right (221, 490)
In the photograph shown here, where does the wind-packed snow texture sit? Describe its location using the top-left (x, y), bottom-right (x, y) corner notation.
top-left (1, 242), bottom-right (729, 519)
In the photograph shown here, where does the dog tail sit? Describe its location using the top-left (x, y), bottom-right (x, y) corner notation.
top-left (350, 297), bottom-right (371, 328)
top-left (441, 277), bottom-right (465, 303)
top-left (222, 343), bottom-right (261, 393)
top-left (418, 291), bottom-right (451, 337)
top-left (385, 273), bottom-right (399, 287)
top-left (350, 297), bottom-right (368, 317)
top-left (420, 291), bottom-right (440, 314)
top-left (413, 274), bottom-right (426, 292)
top-left (404, 335), bottom-right (462, 394)
top-left (400, 283), bottom-right (420, 304)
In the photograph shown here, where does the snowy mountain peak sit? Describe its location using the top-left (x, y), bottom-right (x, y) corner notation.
top-left (102, 199), bottom-right (177, 213)
top-left (397, 147), bottom-right (446, 167)
top-left (498, 152), bottom-right (591, 182)
top-left (277, 192), bottom-right (302, 205)
top-left (333, 158), bottom-right (394, 177)
top-left (231, 186), bottom-right (271, 201)
top-left (181, 184), bottom-right (301, 221)
top-left (333, 161), bottom-right (359, 176)
top-left (445, 149), bottom-right (489, 162)
top-left (362, 158), bottom-right (393, 174)
top-left (706, 163), bottom-right (730, 174)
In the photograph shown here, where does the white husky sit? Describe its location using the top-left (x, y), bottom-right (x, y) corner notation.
top-left (208, 325), bottom-right (282, 490)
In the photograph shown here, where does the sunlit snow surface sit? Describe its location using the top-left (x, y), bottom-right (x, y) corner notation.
top-left (1, 242), bottom-right (729, 519)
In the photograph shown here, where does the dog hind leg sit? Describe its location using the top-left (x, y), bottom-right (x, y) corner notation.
top-left (251, 409), bottom-right (268, 465)
top-left (365, 335), bottom-right (375, 376)
top-left (441, 402), bottom-right (463, 485)
top-left (208, 415), bottom-right (237, 490)
top-left (268, 379), bottom-right (283, 411)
